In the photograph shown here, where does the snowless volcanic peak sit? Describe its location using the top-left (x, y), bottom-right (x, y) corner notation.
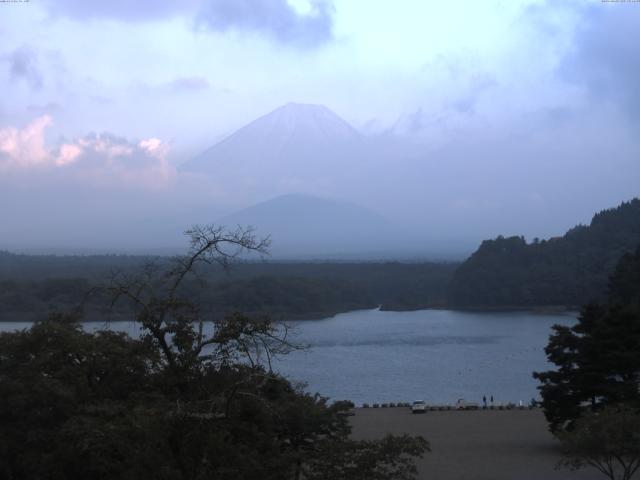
top-left (179, 102), bottom-right (363, 175)
top-left (218, 193), bottom-right (392, 257)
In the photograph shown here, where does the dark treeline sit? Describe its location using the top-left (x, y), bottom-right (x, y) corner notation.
top-left (2, 198), bottom-right (639, 318)
top-left (448, 198), bottom-right (640, 308)
top-left (0, 255), bottom-right (457, 321)
top-left (0, 250), bottom-right (153, 280)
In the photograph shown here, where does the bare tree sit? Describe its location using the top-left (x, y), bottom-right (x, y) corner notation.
top-left (105, 225), bottom-right (292, 372)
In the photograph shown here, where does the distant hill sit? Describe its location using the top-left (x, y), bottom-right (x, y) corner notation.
top-left (218, 193), bottom-right (398, 257)
top-left (448, 198), bottom-right (640, 307)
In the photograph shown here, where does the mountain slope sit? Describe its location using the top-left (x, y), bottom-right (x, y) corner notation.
top-left (448, 198), bottom-right (640, 307)
top-left (218, 193), bottom-right (394, 257)
top-left (178, 103), bottom-right (374, 203)
top-left (181, 102), bottom-right (364, 174)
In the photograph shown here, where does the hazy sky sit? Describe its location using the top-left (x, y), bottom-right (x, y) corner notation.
top-left (0, 0), bottom-right (639, 254)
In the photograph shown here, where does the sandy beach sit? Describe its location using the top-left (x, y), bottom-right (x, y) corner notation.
top-left (350, 407), bottom-right (603, 480)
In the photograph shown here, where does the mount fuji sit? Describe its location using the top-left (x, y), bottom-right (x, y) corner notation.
top-left (179, 103), bottom-right (369, 199)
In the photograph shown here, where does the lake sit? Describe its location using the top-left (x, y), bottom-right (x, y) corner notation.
top-left (273, 308), bottom-right (577, 405)
top-left (0, 308), bottom-right (577, 406)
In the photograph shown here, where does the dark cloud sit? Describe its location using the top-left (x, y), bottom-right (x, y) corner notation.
top-left (560, 4), bottom-right (640, 120)
top-left (393, 108), bottom-right (427, 135)
top-left (6, 46), bottom-right (43, 89)
top-left (197, 0), bottom-right (334, 48)
top-left (41, 0), bottom-right (200, 21)
top-left (168, 76), bottom-right (210, 92)
top-left (448, 75), bottom-right (497, 114)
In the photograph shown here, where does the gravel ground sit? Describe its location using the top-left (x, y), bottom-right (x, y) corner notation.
top-left (350, 408), bottom-right (604, 480)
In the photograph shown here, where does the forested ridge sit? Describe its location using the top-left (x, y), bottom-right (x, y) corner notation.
top-left (0, 256), bottom-right (456, 321)
top-left (448, 198), bottom-right (640, 308)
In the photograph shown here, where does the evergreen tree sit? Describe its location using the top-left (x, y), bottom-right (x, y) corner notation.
top-left (450, 198), bottom-right (640, 307)
top-left (533, 246), bottom-right (640, 432)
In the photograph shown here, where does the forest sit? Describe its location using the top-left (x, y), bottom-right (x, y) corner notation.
top-left (0, 254), bottom-right (456, 321)
top-left (448, 199), bottom-right (640, 308)
top-left (1, 198), bottom-right (639, 320)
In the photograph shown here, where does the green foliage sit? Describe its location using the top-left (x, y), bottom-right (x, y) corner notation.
top-left (534, 246), bottom-right (640, 432)
top-left (0, 257), bottom-right (457, 321)
top-left (0, 315), bottom-right (162, 480)
top-left (450, 198), bottom-right (640, 307)
top-left (200, 275), bottom-right (374, 318)
top-left (0, 278), bottom-right (93, 316)
top-left (304, 434), bottom-right (430, 480)
top-left (0, 226), bottom-right (429, 479)
top-left (557, 405), bottom-right (640, 480)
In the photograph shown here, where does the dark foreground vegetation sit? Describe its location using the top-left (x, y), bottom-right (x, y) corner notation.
top-left (534, 246), bottom-right (640, 480)
top-left (0, 226), bottom-right (428, 480)
top-left (449, 199), bottom-right (640, 308)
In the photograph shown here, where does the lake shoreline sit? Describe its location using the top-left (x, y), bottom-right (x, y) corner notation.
top-left (0, 304), bottom-right (580, 323)
top-left (381, 304), bottom-right (579, 314)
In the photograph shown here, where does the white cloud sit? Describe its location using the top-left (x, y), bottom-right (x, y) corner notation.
top-left (0, 115), bottom-right (53, 167)
top-left (56, 142), bottom-right (82, 166)
top-left (0, 116), bottom-right (173, 188)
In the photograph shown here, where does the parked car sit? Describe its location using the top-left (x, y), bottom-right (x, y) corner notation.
top-left (411, 400), bottom-right (427, 414)
top-left (456, 398), bottom-right (480, 410)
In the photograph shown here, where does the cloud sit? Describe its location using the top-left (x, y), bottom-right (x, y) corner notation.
top-left (448, 75), bottom-right (497, 114)
top-left (0, 115), bottom-right (52, 167)
top-left (69, 133), bottom-right (173, 187)
top-left (168, 76), bottom-right (210, 92)
top-left (389, 72), bottom-right (498, 142)
top-left (560, 4), bottom-right (640, 120)
top-left (27, 102), bottom-right (64, 115)
top-left (0, 116), bottom-right (173, 188)
top-left (40, 0), bottom-right (200, 22)
top-left (197, 0), bottom-right (335, 48)
top-left (5, 46), bottom-right (43, 89)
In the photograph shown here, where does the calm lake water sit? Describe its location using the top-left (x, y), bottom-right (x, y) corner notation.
top-left (274, 309), bottom-right (577, 405)
top-left (0, 308), bottom-right (577, 406)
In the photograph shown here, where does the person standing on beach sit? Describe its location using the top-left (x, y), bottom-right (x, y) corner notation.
top-left (483, 395), bottom-right (487, 408)
top-left (490, 395), bottom-right (494, 404)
